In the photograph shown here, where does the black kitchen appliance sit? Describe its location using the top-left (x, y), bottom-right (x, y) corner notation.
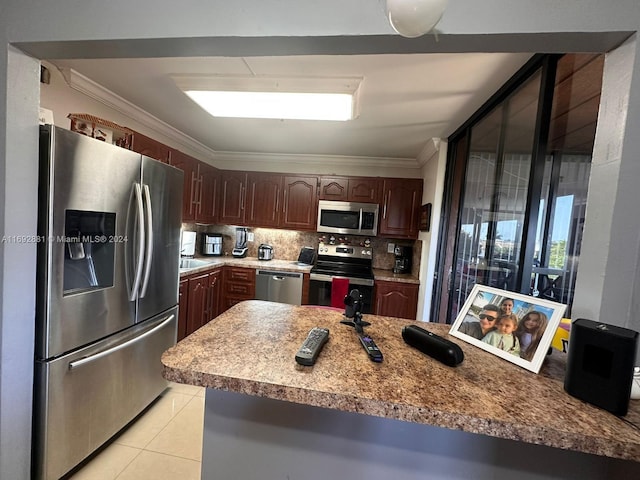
top-left (297, 246), bottom-right (316, 265)
top-left (201, 233), bottom-right (222, 256)
top-left (258, 244), bottom-right (274, 260)
top-left (393, 245), bottom-right (412, 274)
top-left (309, 243), bottom-right (374, 313)
top-left (232, 227), bottom-right (248, 258)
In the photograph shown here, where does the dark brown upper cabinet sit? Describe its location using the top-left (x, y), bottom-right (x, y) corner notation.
top-left (128, 131), bottom-right (171, 163)
top-left (245, 173), bottom-right (282, 228)
top-left (219, 171), bottom-right (247, 225)
top-left (280, 175), bottom-right (318, 230)
top-left (319, 176), bottom-right (380, 203)
top-left (379, 178), bottom-right (423, 239)
top-left (168, 149), bottom-right (199, 222)
top-left (169, 149), bottom-right (219, 224)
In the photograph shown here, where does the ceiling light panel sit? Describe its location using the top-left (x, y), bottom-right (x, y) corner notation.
top-left (173, 74), bottom-right (362, 121)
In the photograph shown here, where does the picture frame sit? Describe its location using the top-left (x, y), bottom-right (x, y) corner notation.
top-left (449, 284), bottom-right (567, 373)
top-left (419, 203), bottom-right (432, 231)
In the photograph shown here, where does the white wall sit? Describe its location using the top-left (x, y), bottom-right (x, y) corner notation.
top-left (416, 140), bottom-right (448, 322)
top-left (2, 1), bottom-right (640, 478)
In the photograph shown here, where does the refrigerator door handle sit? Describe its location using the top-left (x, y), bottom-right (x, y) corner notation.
top-left (129, 182), bottom-right (146, 301)
top-left (140, 184), bottom-right (154, 298)
top-left (68, 313), bottom-right (175, 370)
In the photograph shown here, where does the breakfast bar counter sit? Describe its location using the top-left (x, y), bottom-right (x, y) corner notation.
top-left (161, 300), bottom-right (640, 479)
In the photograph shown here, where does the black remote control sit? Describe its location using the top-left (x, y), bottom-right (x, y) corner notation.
top-left (295, 327), bottom-right (330, 366)
top-left (358, 333), bottom-right (383, 362)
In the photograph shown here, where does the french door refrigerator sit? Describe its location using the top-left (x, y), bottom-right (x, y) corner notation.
top-left (33, 125), bottom-right (183, 480)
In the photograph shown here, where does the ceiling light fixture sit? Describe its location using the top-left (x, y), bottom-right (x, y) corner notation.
top-left (386, 0), bottom-right (449, 38)
top-left (172, 75), bottom-right (362, 121)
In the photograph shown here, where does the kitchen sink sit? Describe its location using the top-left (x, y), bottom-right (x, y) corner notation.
top-left (179, 258), bottom-right (209, 269)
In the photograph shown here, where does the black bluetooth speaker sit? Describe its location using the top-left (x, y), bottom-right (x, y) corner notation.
top-left (402, 325), bottom-right (464, 367)
top-left (564, 319), bottom-right (638, 415)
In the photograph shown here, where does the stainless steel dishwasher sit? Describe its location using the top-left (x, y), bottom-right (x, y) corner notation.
top-left (255, 270), bottom-right (303, 305)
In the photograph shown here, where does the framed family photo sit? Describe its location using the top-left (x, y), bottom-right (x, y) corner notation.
top-left (449, 284), bottom-right (567, 373)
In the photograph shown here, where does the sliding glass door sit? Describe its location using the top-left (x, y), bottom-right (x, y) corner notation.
top-left (436, 54), bottom-right (602, 323)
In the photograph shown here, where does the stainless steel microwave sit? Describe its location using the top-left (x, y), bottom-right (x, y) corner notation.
top-left (317, 200), bottom-right (379, 236)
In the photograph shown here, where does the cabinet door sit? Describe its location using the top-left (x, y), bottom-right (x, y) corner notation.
top-left (348, 177), bottom-right (380, 203)
top-left (177, 279), bottom-right (188, 341)
top-left (219, 171), bottom-right (247, 225)
top-left (187, 273), bottom-right (209, 334)
top-left (374, 281), bottom-right (419, 320)
top-left (168, 149), bottom-right (199, 222)
top-left (206, 269), bottom-right (222, 321)
top-left (319, 176), bottom-right (348, 201)
top-left (280, 175), bottom-right (318, 230)
top-left (129, 131), bottom-right (171, 163)
top-left (245, 173), bottom-right (282, 227)
top-left (197, 163), bottom-right (219, 225)
top-left (379, 178), bottom-right (423, 239)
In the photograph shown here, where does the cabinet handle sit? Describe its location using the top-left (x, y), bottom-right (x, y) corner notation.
top-left (283, 190), bottom-right (287, 214)
top-left (383, 192), bottom-right (389, 219)
top-left (240, 185), bottom-right (245, 210)
top-left (190, 172), bottom-right (198, 204)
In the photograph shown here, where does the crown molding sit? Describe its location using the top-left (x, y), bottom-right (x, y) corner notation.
top-left (213, 150), bottom-right (421, 173)
top-left (416, 137), bottom-right (441, 167)
top-left (60, 67), bottom-right (217, 159)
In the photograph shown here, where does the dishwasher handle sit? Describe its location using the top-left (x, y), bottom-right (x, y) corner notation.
top-left (257, 270), bottom-right (303, 279)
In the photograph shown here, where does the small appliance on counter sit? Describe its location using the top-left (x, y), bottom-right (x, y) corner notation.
top-left (297, 246), bottom-right (316, 266)
top-left (201, 233), bottom-right (222, 256)
top-left (393, 245), bottom-right (413, 274)
top-left (232, 227), bottom-right (248, 258)
top-left (258, 244), bottom-right (274, 261)
top-left (181, 230), bottom-right (197, 257)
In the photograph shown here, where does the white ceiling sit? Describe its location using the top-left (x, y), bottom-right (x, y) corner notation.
top-left (50, 53), bottom-right (532, 163)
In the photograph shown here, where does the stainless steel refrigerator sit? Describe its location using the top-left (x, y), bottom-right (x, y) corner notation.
top-left (33, 125), bottom-right (183, 480)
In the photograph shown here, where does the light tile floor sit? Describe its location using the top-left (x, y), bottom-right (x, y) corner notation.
top-left (66, 382), bottom-right (205, 480)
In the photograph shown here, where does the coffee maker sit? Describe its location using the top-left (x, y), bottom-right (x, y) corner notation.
top-left (232, 227), bottom-right (248, 258)
top-left (393, 245), bottom-right (412, 274)
top-left (201, 233), bottom-right (222, 256)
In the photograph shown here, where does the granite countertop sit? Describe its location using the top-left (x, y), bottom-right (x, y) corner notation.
top-left (372, 268), bottom-right (420, 284)
top-left (180, 256), bottom-right (419, 284)
top-left (179, 256), bottom-right (314, 277)
top-left (161, 300), bottom-right (640, 462)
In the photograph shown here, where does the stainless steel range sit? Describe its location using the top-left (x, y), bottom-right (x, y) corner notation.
top-left (309, 243), bottom-right (374, 313)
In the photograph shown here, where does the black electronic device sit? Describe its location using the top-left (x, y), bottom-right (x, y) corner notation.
top-left (201, 233), bottom-right (222, 256)
top-left (401, 325), bottom-right (464, 367)
top-left (295, 327), bottom-right (330, 366)
top-left (393, 245), bottom-right (412, 274)
top-left (564, 319), bottom-right (638, 415)
top-left (358, 333), bottom-right (383, 362)
top-left (343, 289), bottom-right (365, 320)
top-left (296, 246), bottom-right (316, 265)
top-left (341, 289), bottom-right (383, 362)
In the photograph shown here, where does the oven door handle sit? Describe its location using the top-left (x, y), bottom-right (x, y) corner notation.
top-left (310, 273), bottom-right (374, 287)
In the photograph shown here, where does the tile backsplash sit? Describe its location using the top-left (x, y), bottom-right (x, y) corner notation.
top-left (183, 224), bottom-right (421, 274)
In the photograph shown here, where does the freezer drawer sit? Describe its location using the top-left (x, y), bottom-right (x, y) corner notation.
top-left (33, 308), bottom-right (177, 480)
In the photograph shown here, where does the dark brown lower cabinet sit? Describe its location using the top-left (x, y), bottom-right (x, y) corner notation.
top-left (179, 268), bottom-right (222, 340)
top-left (222, 266), bottom-right (256, 312)
top-left (374, 281), bottom-right (419, 320)
top-left (178, 279), bottom-right (188, 341)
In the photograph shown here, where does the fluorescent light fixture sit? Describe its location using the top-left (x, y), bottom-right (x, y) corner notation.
top-left (173, 75), bottom-right (362, 121)
top-left (185, 90), bottom-right (353, 121)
